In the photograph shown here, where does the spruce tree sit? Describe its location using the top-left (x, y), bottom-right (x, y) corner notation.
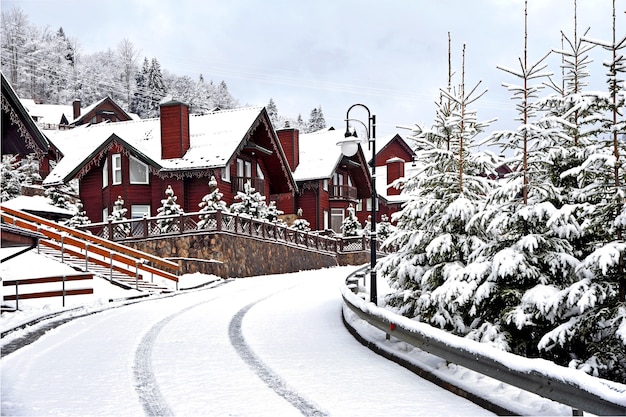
top-left (197, 176), bottom-right (228, 229)
top-left (108, 196), bottom-right (130, 236)
top-left (156, 185), bottom-right (184, 232)
top-left (521, 0), bottom-right (626, 381)
top-left (230, 183), bottom-right (268, 220)
top-left (65, 201), bottom-right (91, 228)
top-left (0, 154), bottom-right (23, 202)
top-left (340, 203), bottom-right (361, 237)
top-left (379, 41), bottom-right (498, 340)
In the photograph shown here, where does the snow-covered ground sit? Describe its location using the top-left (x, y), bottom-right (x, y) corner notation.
top-left (0, 251), bottom-right (607, 416)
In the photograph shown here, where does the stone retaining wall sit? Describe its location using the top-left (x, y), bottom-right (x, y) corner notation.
top-left (125, 231), bottom-right (342, 278)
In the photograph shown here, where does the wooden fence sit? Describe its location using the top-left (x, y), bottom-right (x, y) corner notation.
top-left (3, 273), bottom-right (93, 309)
top-left (81, 210), bottom-right (390, 256)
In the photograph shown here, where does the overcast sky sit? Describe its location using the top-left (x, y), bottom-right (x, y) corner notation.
top-left (5, 0), bottom-right (625, 141)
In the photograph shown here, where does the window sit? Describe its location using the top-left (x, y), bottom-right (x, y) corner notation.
top-left (222, 162), bottom-right (231, 182)
top-left (102, 207), bottom-right (109, 222)
top-left (102, 158), bottom-right (108, 188)
top-left (131, 205), bottom-right (151, 219)
top-left (365, 198), bottom-right (379, 211)
top-left (330, 208), bottom-right (344, 233)
top-left (323, 210), bottom-right (329, 230)
top-left (323, 179), bottom-right (328, 191)
top-left (256, 162), bottom-right (264, 180)
top-left (129, 155), bottom-right (149, 184)
top-left (112, 154), bottom-right (122, 185)
top-left (356, 199), bottom-right (363, 212)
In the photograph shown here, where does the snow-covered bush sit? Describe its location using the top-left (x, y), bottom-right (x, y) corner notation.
top-left (108, 196), bottom-right (130, 236)
top-left (156, 185), bottom-right (184, 232)
top-left (340, 203), bottom-right (361, 237)
top-left (197, 176), bottom-right (228, 229)
top-left (64, 201), bottom-right (91, 228)
top-left (229, 183), bottom-right (268, 220)
top-left (1, 155), bottom-right (22, 202)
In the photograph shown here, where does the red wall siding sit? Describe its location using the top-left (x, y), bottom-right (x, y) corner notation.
top-left (376, 140), bottom-right (413, 167)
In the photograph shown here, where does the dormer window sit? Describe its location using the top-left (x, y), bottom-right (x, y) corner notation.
top-left (129, 155), bottom-right (149, 184)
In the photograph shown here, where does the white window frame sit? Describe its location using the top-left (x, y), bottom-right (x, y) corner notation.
top-left (365, 198), bottom-right (379, 211)
top-left (330, 208), bottom-right (344, 233)
top-left (222, 162), bottom-right (231, 182)
top-left (323, 209), bottom-right (329, 230)
top-left (102, 158), bottom-right (108, 188)
top-left (102, 207), bottom-right (109, 222)
top-left (323, 179), bottom-right (329, 191)
top-left (131, 205), bottom-right (151, 219)
top-left (356, 199), bottom-right (363, 212)
top-left (256, 162), bottom-right (265, 180)
top-left (112, 154), bottom-right (122, 185)
top-left (129, 155), bottom-right (149, 184)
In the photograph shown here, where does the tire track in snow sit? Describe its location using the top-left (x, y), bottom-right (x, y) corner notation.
top-left (133, 303), bottom-right (199, 416)
top-left (229, 293), bottom-right (328, 417)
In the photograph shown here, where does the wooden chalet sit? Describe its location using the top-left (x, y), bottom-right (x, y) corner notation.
top-left (1, 72), bottom-right (60, 180)
top-left (44, 101), bottom-right (297, 222)
top-left (20, 96), bottom-right (135, 131)
top-left (360, 133), bottom-right (416, 224)
top-left (277, 127), bottom-right (372, 232)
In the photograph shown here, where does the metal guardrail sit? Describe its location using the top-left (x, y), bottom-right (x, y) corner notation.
top-left (341, 267), bottom-right (626, 416)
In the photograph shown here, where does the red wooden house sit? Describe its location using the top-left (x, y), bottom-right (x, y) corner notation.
top-left (277, 127), bottom-right (372, 232)
top-left (43, 101), bottom-right (297, 222)
top-left (70, 97), bottom-right (135, 126)
top-left (350, 133), bottom-right (415, 224)
top-left (1, 72), bottom-right (60, 180)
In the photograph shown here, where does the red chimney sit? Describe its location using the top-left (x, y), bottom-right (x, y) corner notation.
top-left (386, 157), bottom-right (405, 196)
top-left (276, 127), bottom-right (299, 171)
top-left (72, 99), bottom-right (81, 120)
top-left (160, 101), bottom-right (190, 160)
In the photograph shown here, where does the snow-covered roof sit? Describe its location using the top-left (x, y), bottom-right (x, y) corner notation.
top-left (71, 97), bottom-right (107, 125)
top-left (292, 128), bottom-right (347, 181)
top-left (44, 106), bottom-right (266, 185)
top-left (19, 99), bottom-right (74, 125)
top-left (2, 195), bottom-right (74, 217)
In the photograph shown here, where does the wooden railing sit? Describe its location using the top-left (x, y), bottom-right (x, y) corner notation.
top-left (231, 177), bottom-right (265, 195)
top-left (80, 210), bottom-right (391, 256)
top-left (330, 185), bottom-right (358, 200)
top-left (3, 273), bottom-right (93, 309)
top-left (0, 206), bottom-right (179, 285)
top-left (1, 205), bottom-right (178, 273)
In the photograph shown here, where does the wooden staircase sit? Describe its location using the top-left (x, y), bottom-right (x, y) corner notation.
top-left (1, 206), bottom-right (179, 294)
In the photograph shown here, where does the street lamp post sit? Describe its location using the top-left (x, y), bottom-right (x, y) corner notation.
top-left (337, 103), bottom-right (377, 304)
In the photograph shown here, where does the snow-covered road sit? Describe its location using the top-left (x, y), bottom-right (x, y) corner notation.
top-left (2, 266), bottom-right (494, 416)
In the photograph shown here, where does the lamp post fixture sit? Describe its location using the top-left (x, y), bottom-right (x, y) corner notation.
top-left (337, 103), bottom-right (377, 304)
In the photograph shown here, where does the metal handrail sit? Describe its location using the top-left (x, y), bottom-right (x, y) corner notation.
top-left (341, 267), bottom-right (626, 416)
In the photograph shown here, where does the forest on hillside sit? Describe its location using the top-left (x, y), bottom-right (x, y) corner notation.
top-left (0, 6), bottom-right (326, 130)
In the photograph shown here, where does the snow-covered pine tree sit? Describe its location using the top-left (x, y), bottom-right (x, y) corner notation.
top-left (108, 196), bottom-right (130, 236)
top-left (18, 153), bottom-right (41, 185)
top-left (197, 176), bottom-right (228, 229)
top-left (267, 98), bottom-right (279, 127)
top-left (64, 201), bottom-right (91, 228)
top-left (156, 185), bottom-right (184, 232)
top-left (464, 1), bottom-right (589, 357)
top-left (0, 154), bottom-right (23, 202)
top-left (130, 57), bottom-right (149, 117)
top-left (377, 214), bottom-right (395, 242)
top-left (147, 58), bottom-right (166, 117)
top-left (230, 182), bottom-right (268, 220)
top-left (45, 183), bottom-right (72, 209)
top-left (306, 106), bottom-right (326, 133)
top-left (265, 201), bottom-right (284, 224)
top-left (520, 0), bottom-right (626, 382)
top-left (379, 40), bottom-right (498, 340)
top-left (340, 203), bottom-right (361, 237)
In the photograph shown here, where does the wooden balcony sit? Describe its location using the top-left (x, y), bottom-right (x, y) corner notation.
top-left (330, 185), bottom-right (357, 201)
top-left (231, 177), bottom-right (265, 194)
